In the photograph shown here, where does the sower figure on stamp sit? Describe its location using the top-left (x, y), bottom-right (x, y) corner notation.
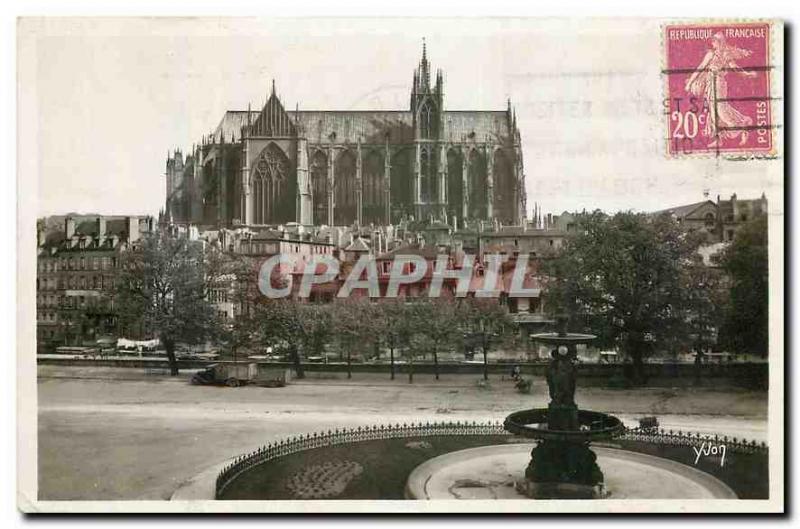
top-left (684, 32), bottom-right (757, 147)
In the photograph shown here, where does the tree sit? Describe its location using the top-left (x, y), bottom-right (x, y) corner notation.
top-left (114, 231), bottom-right (222, 376)
top-left (218, 252), bottom-right (261, 364)
top-left (684, 260), bottom-right (726, 367)
top-left (459, 297), bottom-right (512, 381)
top-left (252, 299), bottom-right (333, 380)
top-left (718, 215), bottom-right (768, 357)
top-left (545, 211), bottom-right (711, 384)
top-left (374, 299), bottom-right (413, 380)
top-left (295, 303), bottom-right (334, 373)
top-left (412, 299), bottom-right (464, 380)
top-left (332, 298), bottom-right (373, 379)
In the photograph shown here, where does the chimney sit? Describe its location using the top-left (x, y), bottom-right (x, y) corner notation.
top-left (37, 224), bottom-right (46, 247)
top-left (731, 193), bottom-right (739, 219)
top-left (96, 216), bottom-right (107, 237)
top-left (65, 217), bottom-right (76, 239)
top-left (126, 216), bottom-right (140, 243)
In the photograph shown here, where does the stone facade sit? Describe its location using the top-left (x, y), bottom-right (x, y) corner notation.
top-left (165, 44), bottom-right (526, 229)
top-left (654, 193), bottom-right (768, 244)
top-left (36, 215), bottom-right (154, 350)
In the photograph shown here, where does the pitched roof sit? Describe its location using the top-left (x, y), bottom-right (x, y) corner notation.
top-left (653, 200), bottom-right (716, 219)
top-left (376, 243), bottom-right (442, 260)
top-left (213, 109), bottom-right (512, 145)
top-left (344, 237), bottom-right (371, 252)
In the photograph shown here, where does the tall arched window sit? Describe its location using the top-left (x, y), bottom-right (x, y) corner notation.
top-left (447, 149), bottom-right (464, 220)
top-left (468, 149), bottom-right (488, 219)
top-left (420, 149), bottom-right (431, 202)
top-left (252, 143), bottom-right (290, 224)
top-left (311, 150), bottom-right (329, 225)
top-left (362, 150), bottom-right (385, 224)
top-left (390, 148), bottom-right (413, 222)
top-left (334, 150), bottom-right (357, 225)
top-left (419, 101), bottom-right (436, 139)
top-left (492, 149), bottom-right (515, 223)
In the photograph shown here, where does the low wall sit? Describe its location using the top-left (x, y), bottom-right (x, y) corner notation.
top-left (37, 356), bottom-right (768, 388)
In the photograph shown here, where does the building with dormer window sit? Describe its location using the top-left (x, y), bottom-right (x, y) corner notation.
top-left (36, 215), bottom-right (155, 350)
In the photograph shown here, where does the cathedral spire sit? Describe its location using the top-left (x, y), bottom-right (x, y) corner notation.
top-left (419, 38), bottom-right (430, 91)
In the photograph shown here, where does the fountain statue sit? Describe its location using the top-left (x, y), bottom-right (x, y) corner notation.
top-left (504, 315), bottom-right (624, 499)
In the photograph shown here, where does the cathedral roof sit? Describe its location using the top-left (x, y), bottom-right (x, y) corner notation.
top-left (213, 109), bottom-right (512, 145)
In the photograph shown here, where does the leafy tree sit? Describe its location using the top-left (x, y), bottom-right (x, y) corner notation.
top-left (217, 252), bottom-right (261, 364)
top-left (412, 299), bottom-right (461, 380)
top-left (684, 260), bottom-right (726, 366)
top-left (114, 231), bottom-right (222, 376)
top-left (718, 215), bottom-right (768, 357)
top-left (331, 298), bottom-right (373, 379)
top-left (459, 297), bottom-right (513, 380)
top-left (252, 299), bottom-right (334, 379)
top-left (374, 299), bottom-right (414, 380)
top-left (296, 303), bottom-right (334, 364)
top-left (545, 211), bottom-right (711, 383)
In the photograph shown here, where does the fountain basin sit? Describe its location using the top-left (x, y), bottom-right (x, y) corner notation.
top-left (504, 408), bottom-right (625, 442)
top-left (405, 443), bottom-right (737, 500)
top-left (529, 331), bottom-right (597, 345)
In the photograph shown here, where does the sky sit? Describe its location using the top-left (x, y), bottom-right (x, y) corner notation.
top-left (24, 17), bottom-right (782, 219)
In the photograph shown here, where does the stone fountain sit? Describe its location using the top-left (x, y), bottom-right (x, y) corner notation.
top-left (503, 315), bottom-right (624, 498)
top-left (400, 314), bottom-right (738, 501)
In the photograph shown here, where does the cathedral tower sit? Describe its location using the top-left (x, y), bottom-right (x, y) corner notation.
top-left (410, 40), bottom-right (446, 221)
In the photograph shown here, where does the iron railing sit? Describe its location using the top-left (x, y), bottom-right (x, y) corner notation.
top-left (214, 420), bottom-right (768, 499)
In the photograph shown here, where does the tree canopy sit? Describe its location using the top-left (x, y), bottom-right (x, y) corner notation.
top-left (545, 211), bottom-right (712, 382)
top-left (718, 215), bottom-right (769, 357)
top-left (114, 232), bottom-right (224, 375)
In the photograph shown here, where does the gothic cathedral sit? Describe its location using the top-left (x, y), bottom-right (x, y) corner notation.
top-left (165, 44), bottom-right (526, 228)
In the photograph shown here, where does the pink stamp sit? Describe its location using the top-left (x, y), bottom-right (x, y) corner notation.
top-left (663, 22), bottom-right (774, 156)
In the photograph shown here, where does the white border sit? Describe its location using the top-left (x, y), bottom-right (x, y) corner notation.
top-left (5, 0), bottom-right (795, 523)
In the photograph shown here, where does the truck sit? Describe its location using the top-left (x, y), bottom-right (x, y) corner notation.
top-left (190, 362), bottom-right (290, 388)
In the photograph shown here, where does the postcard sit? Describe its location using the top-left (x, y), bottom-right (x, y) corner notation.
top-left (17, 17), bottom-right (784, 513)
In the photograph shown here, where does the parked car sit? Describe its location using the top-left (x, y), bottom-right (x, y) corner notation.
top-left (191, 363), bottom-right (289, 388)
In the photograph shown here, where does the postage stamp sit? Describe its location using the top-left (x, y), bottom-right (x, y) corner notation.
top-left (663, 22), bottom-right (774, 157)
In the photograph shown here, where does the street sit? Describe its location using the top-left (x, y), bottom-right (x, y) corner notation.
top-left (36, 366), bottom-right (768, 500)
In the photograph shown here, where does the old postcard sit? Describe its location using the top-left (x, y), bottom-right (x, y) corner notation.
top-left (17, 17), bottom-right (784, 513)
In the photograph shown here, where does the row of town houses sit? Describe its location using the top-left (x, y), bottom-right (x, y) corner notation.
top-left (36, 192), bottom-right (765, 351)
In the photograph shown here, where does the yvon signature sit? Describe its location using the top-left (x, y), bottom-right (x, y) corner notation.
top-left (693, 442), bottom-right (727, 467)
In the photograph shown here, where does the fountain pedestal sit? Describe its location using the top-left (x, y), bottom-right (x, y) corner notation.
top-left (547, 402), bottom-right (579, 431)
top-left (519, 404), bottom-right (605, 499)
top-left (522, 441), bottom-right (605, 499)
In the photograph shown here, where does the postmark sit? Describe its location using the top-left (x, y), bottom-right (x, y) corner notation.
top-left (663, 22), bottom-right (775, 157)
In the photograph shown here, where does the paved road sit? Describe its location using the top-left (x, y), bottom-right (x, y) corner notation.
top-left (36, 366), bottom-right (768, 500)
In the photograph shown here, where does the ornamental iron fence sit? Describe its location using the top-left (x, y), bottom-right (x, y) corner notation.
top-left (214, 420), bottom-right (767, 499)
